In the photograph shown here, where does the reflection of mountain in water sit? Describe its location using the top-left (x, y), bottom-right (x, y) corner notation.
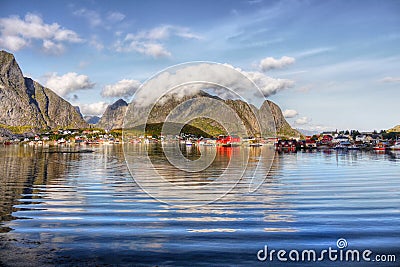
top-left (0, 146), bottom-right (81, 232)
top-left (125, 143), bottom-right (293, 216)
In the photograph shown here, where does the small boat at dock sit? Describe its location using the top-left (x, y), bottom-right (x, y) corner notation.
top-left (373, 142), bottom-right (386, 151)
top-left (347, 144), bottom-right (360, 150)
top-left (389, 140), bottom-right (400, 151)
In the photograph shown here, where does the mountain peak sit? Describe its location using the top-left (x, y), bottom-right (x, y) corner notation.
top-left (0, 50), bottom-right (24, 89)
top-left (110, 99), bottom-right (128, 110)
top-left (0, 50), bottom-right (15, 62)
top-left (0, 50), bottom-right (88, 131)
top-left (96, 99), bottom-right (128, 130)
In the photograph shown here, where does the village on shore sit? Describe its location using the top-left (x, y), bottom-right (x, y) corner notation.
top-left (275, 130), bottom-right (400, 152)
top-left (1, 127), bottom-right (399, 152)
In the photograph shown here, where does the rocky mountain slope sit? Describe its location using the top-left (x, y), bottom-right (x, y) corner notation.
top-left (262, 100), bottom-right (300, 137)
top-left (0, 50), bottom-right (88, 131)
top-left (96, 99), bottom-right (128, 130)
top-left (102, 91), bottom-right (300, 137)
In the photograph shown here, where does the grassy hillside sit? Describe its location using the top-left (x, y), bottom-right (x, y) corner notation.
top-left (0, 123), bottom-right (34, 134)
top-left (124, 118), bottom-right (227, 138)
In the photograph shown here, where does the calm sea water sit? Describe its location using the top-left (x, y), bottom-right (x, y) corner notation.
top-left (0, 145), bottom-right (399, 266)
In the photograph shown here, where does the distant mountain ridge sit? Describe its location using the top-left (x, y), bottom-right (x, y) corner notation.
top-left (297, 128), bottom-right (319, 136)
top-left (84, 115), bottom-right (101, 125)
top-left (100, 92), bottom-right (301, 138)
top-left (0, 50), bottom-right (88, 131)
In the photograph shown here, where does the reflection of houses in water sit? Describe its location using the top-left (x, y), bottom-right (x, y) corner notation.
top-left (157, 147), bottom-right (298, 232)
top-left (142, 144), bottom-right (297, 232)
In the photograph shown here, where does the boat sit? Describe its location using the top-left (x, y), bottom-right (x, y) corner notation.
top-left (373, 142), bottom-right (386, 151)
top-left (333, 143), bottom-right (347, 150)
top-left (347, 144), bottom-right (360, 150)
top-left (389, 140), bottom-right (400, 150)
top-left (333, 141), bottom-right (351, 150)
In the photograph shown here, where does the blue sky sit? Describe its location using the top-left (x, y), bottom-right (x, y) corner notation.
top-left (0, 0), bottom-right (399, 132)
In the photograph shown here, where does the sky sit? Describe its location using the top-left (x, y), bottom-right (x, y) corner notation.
top-left (0, 0), bottom-right (399, 132)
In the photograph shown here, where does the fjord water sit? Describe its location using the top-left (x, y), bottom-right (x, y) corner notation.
top-left (0, 145), bottom-right (399, 266)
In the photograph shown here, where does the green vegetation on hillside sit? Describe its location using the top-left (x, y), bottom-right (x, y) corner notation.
top-left (124, 118), bottom-right (227, 138)
top-left (185, 118), bottom-right (227, 137)
top-left (0, 124), bottom-right (34, 134)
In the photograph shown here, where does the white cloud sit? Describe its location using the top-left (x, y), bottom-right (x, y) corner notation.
top-left (242, 70), bottom-right (294, 96)
top-left (73, 8), bottom-right (125, 29)
top-left (0, 13), bottom-right (82, 52)
top-left (102, 79), bottom-right (142, 98)
top-left (114, 24), bottom-right (200, 58)
top-left (73, 8), bottom-right (101, 27)
top-left (89, 35), bottom-right (104, 51)
top-left (283, 109), bottom-right (298, 118)
top-left (0, 35), bottom-right (27, 51)
top-left (76, 102), bottom-right (109, 116)
top-left (296, 85), bottom-right (312, 93)
top-left (142, 43), bottom-right (171, 57)
top-left (42, 39), bottom-right (64, 55)
top-left (132, 63), bottom-right (294, 107)
top-left (248, 0), bottom-right (263, 4)
top-left (43, 72), bottom-right (95, 97)
top-left (107, 12), bottom-right (125, 23)
top-left (116, 41), bottom-right (171, 57)
top-left (380, 76), bottom-right (400, 83)
top-left (136, 25), bottom-right (201, 41)
top-left (259, 56), bottom-right (295, 71)
top-left (53, 28), bottom-right (82, 43)
top-left (295, 116), bottom-right (311, 125)
top-left (78, 61), bottom-right (89, 68)
top-left (295, 47), bottom-right (334, 58)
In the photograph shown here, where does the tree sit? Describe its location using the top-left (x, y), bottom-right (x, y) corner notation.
top-left (351, 130), bottom-right (360, 140)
